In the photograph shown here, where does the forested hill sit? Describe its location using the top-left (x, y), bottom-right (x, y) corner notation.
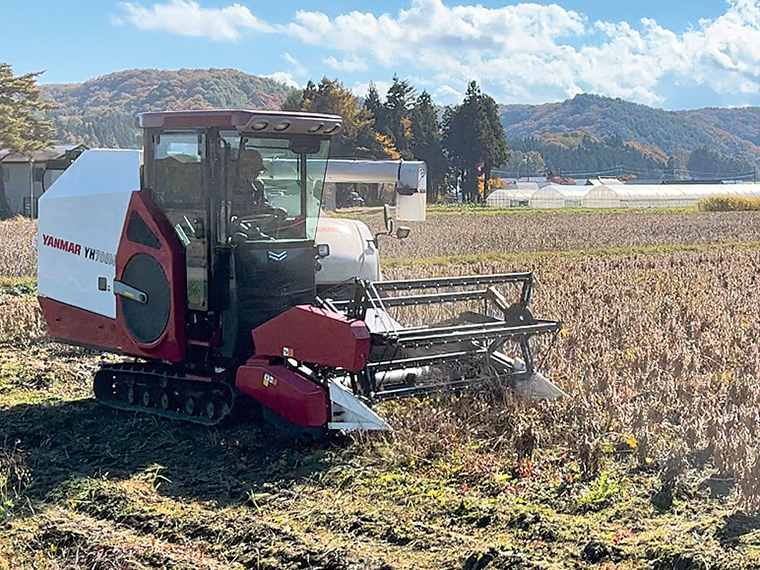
top-left (41, 70), bottom-right (760, 180)
top-left (41, 69), bottom-right (295, 148)
top-left (500, 94), bottom-right (760, 179)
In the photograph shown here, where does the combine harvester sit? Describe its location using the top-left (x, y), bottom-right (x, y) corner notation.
top-left (37, 109), bottom-right (563, 432)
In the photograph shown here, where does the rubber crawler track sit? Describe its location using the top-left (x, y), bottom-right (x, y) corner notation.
top-left (93, 362), bottom-right (235, 426)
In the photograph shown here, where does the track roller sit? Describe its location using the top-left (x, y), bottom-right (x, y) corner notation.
top-left (94, 362), bottom-right (234, 426)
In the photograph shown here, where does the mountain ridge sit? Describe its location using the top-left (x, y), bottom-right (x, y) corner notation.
top-left (500, 94), bottom-right (760, 178)
top-left (38, 69), bottom-right (760, 179)
top-left (41, 68), bottom-right (295, 148)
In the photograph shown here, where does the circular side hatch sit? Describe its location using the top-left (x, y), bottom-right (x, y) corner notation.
top-left (120, 253), bottom-right (171, 344)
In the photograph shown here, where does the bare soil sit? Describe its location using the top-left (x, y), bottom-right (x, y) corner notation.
top-left (4, 210), bottom-right (760, 569)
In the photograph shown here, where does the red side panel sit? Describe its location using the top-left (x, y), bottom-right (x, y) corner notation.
top-left (114, 191), bottom-right (186, 362)
top-left (39, 190), bottom-right (186, 362)
top-left (236, 358), bottom-right (329, 427)
top-left (40, 297), bottom-right (126, 351)
top-left (252, 305), bottom-right (371, 371)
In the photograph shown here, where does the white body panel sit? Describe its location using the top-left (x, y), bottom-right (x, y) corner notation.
top-left (37, 150), bottom-right (141, 318)
top-left (325, 160), bottom-right (422, 184)
top-left (325, 160), bottom-right (427, 221)
top-left (395, 162), bottom-right (427, 221)
top-left (315, 217), bottom-right (379, 285)
top-left (328, 380), bottom-right (390, 430)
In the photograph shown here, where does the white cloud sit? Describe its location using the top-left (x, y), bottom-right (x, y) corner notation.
top-left (263, 71), bottom-right (299, 89)
top-left (433, 84), bottom-right (463, 105)
top-left (350, 80), bottom-right (391, 100)
top-left (324, 55), bottom-right (368, 72)
top-left (279, 0), bottom-right (760, 106)
top-left (281, 53), bottom-right (307, 76)
top-left (118, 0), bottom-right (273, 41)
top-left (284, 0), bottom-right (585, 66)
top-left (115, 0), bottom-right (760, 107)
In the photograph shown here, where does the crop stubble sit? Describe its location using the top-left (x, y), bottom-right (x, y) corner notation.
top-left (370, 210), bottom-right (760, 260)
top-left (3, 210), bottom-right (760, 569)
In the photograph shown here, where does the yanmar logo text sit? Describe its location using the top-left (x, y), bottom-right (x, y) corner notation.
top-left (42, 234), bottom-right (115, 266)
top-left (42, 234), bottom-right (81, 256)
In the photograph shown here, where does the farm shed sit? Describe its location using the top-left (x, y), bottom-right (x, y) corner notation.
top-left (1, 145), bottom-right (86, 217)
top-left (586, 177), bottom-right (623, 186)
top-left (582, 182), bottom-right (760, 208)
top-left (529, 184), bottom-right (590, 208)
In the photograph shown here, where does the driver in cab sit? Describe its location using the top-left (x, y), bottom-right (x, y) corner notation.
top-left (230, 148), bottom-right (286, 241)
top-left (234, 148), bottom-right (266, 212)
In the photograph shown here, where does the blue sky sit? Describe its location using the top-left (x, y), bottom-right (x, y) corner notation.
top-left (3, 0), bottom-right (759, 109)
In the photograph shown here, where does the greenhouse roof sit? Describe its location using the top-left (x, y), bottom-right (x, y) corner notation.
top-left (533, 184), bottom-right (591, 198)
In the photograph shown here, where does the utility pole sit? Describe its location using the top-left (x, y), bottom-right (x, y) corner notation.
top-left (29, 158), bottom-right (34, 218)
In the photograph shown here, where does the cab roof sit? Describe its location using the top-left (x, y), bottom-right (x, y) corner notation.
top-left (137, 109), bottom-right (342, 136)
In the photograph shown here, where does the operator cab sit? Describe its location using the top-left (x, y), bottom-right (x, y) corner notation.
top-left (138, 110), bottom-right (341, 362)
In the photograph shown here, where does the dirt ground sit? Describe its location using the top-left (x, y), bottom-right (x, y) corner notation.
top-left (2, 338), bottom-right (760, 570)
top-left (4, 210), bottom-right (760, 569)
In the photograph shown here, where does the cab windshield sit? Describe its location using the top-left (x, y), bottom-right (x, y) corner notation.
top-left (221, 133), bottom-right (329, 243)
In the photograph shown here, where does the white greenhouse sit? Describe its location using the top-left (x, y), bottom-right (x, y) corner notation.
top-left (529, 184), bottom-right (590, 208)
top-left (486, 188), bottom-right (536, 207)
top-left (672, 183), bottom-right (760, 202)
top-left (582, 183), bottom-right (760, 208)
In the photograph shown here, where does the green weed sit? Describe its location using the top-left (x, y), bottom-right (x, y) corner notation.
top-left (576, 471), bottom-right (622, 512)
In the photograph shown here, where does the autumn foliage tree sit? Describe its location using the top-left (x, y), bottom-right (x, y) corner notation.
top-left (0, 63), bottom-right (55, 219)
top-left (292, 78), bottom-right (396, 159)
top-left (292, 77), bottom-right (509, 203)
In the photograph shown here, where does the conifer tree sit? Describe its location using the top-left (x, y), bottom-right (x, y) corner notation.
top-left (300, 77), bottom-right (396, 159)
top-left (383, 75), bottom-right (416, 159)
top-left (410, 91), bottom-right (446, 202)
top-left (442, 81), bottom-right (508, 202)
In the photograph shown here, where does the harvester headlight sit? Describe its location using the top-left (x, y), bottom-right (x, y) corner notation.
top-left (251, 120), bottom-right (269, 131)
top-left (316, 243), bottom-right (330, 258)
top-left (274, 121), bottom-right (291, 131)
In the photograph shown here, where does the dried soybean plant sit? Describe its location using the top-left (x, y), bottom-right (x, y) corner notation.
top-left (373, 210), bottom-right (760, 259)
top-left (0, 217), bottom-right (37, 279)
top-left (385, 247), bottom-right (760, 502)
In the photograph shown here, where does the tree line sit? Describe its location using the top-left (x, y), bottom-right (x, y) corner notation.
top-left (0, 63), bottom-right (511, 219)
top-left (284, 76), bottom-right (508, 203)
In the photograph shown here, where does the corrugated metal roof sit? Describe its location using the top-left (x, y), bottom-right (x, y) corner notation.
top-left (0, 144), bottom-right (86, 164)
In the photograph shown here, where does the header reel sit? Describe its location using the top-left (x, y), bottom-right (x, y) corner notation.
top-left (318, 271), bottom-right (565, 402)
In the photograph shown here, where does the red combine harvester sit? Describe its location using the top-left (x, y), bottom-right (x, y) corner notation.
top-left (37, 109), bottom-right (563, 432)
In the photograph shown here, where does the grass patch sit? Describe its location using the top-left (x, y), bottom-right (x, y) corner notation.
top-left (699, 196), bottom-right (760, 211)
top-left (426, 203), bottom-right (701, 217)
top-left (0, 277), bottom-right (37, 297)
top-left (328, 203), bottom-right (702, 219)
top-left (575, 471), bottom-right (622, 512)
top-left (0, 444), bottom-right (30, 523)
